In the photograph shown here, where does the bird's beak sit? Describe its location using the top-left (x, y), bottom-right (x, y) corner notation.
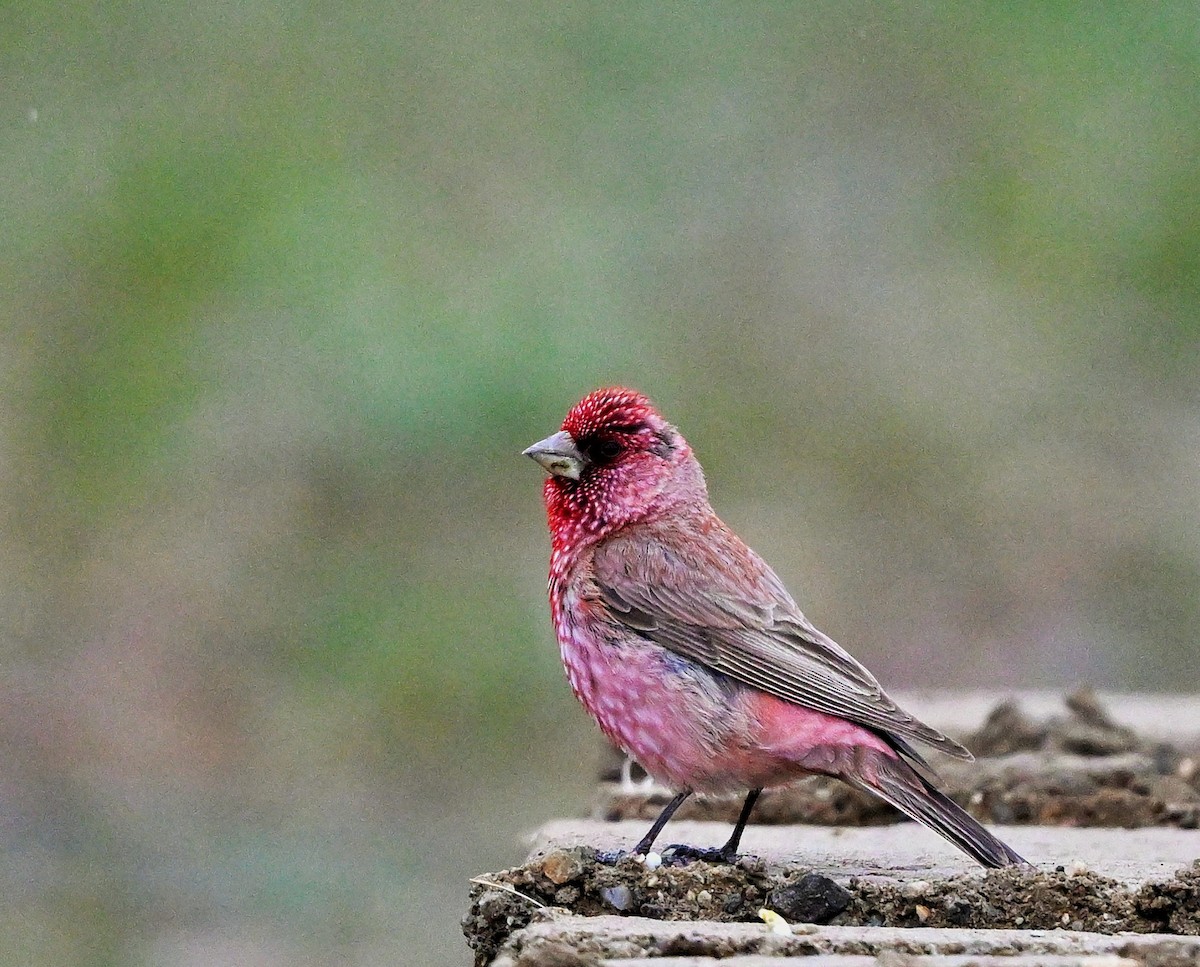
top-left (523, 430), bottom-right (585, 480)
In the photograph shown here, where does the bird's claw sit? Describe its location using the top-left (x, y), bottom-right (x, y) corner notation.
top-left (593, 848), bottom-right (628, 866)
top-left (660, 843), bottom-right (738, 866)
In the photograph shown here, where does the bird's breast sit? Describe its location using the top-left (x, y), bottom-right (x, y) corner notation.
top-left (550, 584), bottom-right (760, 791)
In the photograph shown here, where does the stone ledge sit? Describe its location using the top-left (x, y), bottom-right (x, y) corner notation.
top-left (465, 824), bottom-right (1200, 964)
top-left (466, 691), bottom-right (1200, 965)
top-left (529, 820), bottom-right (1200, 883)
top-left (489, 915), bottom-right (1200, 967)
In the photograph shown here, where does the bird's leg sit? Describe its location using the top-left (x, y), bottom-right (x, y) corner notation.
top-left (634, 789), bottom-right (692, 853)
top-left (662, 788), bottom-right (762, 865)
top-left (595, 789), bottom-right (692, 865)
top-left (720, 787), bottom-right (762, 857)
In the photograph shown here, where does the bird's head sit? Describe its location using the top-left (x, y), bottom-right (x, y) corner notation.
top-left (524, 387), bottom-right (706, 542)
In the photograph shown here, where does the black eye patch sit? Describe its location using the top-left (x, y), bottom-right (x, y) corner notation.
top-left (593, 439), bottom-right (622, 460)
top-left (579, 421), bottom-right (672, 464)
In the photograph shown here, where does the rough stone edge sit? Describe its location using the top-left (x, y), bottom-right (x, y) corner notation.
top-left (491, 915), bottom-right (1200, 966)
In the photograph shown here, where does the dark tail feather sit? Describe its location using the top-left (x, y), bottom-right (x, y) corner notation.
top-left (853, 755), bottom-right (1028, 869)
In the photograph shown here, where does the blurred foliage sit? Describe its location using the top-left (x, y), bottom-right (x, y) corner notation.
top-left (2, 2), bottom-right (1198, 965)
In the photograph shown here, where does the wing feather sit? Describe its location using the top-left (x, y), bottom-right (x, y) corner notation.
top-left (593, 517), bottom-right (971, 760)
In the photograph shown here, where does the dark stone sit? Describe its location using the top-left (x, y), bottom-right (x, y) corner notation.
top-left (944, 895), bottom-right (974, 925)
top-left (767, 872), bottom-right (852, 923)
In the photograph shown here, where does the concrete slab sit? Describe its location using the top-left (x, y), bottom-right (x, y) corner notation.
top-left (613, 958), bottom-right (1145, 967)
top-left (489, 915), bottom-right (1200, 966)
top-left (466, 824), bottom-right (1200, 964)
top-left (530, 820), bottom-right (1200, 884)
top-left (467, 692), bottom-right (1200, 965)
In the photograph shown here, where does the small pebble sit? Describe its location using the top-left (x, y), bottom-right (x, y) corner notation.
top-left (638, 851), bottom-right (663, 870)
top-left (758, 908), bottom-right (792, 935)
top-left (902, 879), bottom-right (931, 898)
top-left (915, 904), bottom-right (931, 923)
top-left (696, 889), bottom-right (712, 904)
top-left (1066, 859), bottom-right (1089, 877)
top-left (539, 849), bottom-right (583, 885)
top-left (600, 885), bottom-right (635, 912)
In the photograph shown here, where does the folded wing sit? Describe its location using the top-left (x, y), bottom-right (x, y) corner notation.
top-left (592, 518), bottom-right (971, 761)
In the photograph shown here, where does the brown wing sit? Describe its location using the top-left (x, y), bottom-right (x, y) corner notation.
top-left (592, 516), bottom-right (972, 760)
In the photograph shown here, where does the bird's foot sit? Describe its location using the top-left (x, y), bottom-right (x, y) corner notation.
top-left (594, 848), bottom-right (627, 865)
top-left (660, 843), bottom-right (738, 866)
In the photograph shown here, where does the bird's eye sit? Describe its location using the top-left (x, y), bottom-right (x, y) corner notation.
top-left (594, 439), bottom-right (622, 460)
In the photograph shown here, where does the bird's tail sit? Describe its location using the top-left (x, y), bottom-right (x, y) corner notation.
top-left (848, 753), bottom-right (1028, 869)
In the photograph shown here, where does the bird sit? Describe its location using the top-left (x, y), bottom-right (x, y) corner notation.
top-left (523, 386), bottom-right (1026, 868)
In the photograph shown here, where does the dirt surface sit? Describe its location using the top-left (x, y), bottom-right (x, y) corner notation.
top-left (597, 691), bottom-right (1200, 830)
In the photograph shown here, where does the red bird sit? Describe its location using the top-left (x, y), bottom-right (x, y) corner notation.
top-left (524, 387), bottom-right (1026, 868)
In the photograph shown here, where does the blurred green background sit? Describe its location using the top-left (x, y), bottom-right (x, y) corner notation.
top-left (3, 3), bottom-right (1198, 964)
